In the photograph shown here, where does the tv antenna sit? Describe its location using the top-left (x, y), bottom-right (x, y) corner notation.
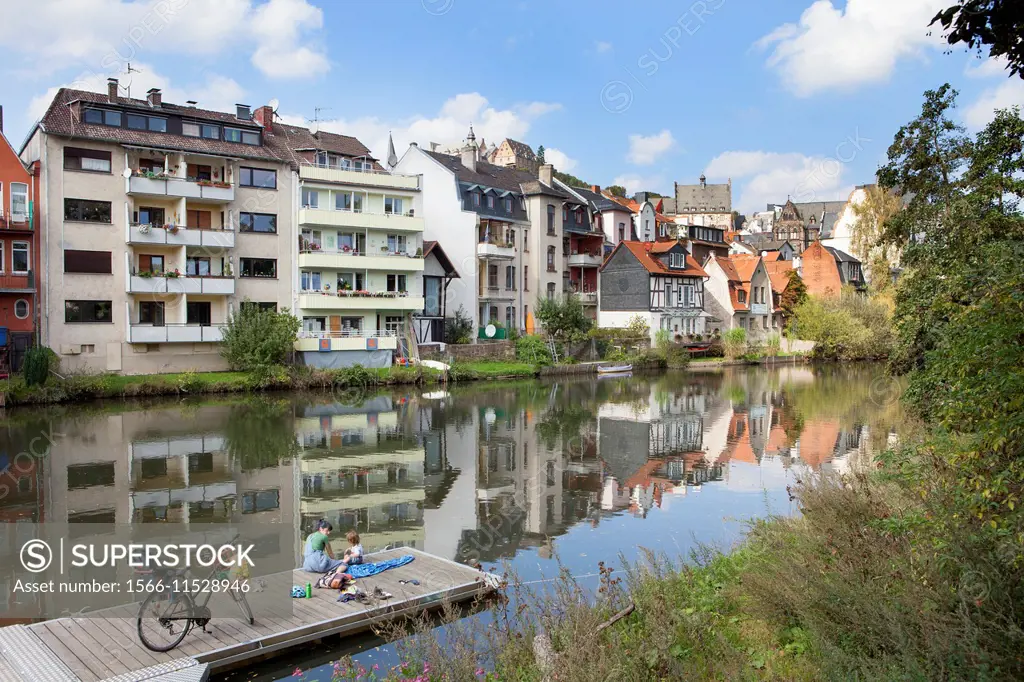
top-left (122, 62), bottom-right (142, 99)
top-left (312, 106), bottom-right (332, 134)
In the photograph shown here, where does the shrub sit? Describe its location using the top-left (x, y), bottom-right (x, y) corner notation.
top-left (766, 333), bottom-right (782, 358)
top-left (722, 327), bottom-right (747, 359)
top-left (515, 334), bottom-right (552, 365)
top-left (443, 306), bottom-right (474, 344)
top-left (793, 290), bottom-right (892, 361)
top-left (535, 294), bottom-right (593, 344)
top-left (626, 314), bottom-right (650, 338)
top-left (221, 300), bottom-right (300, 372)
top-left (22, 346), bottom-right (57, 387)
top-left (177, 369), bottom-right (203, 393)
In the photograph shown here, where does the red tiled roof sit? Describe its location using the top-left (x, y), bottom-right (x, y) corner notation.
top-left (649, 239), bottom-right (678, 254)
top-left (615, 241), bottom-right (708, 277)
top-left (761, 251), bottom-right (781, 262)
top-left (764, 261), bottom-right (794, 294)
top-left (604, 193), bottom-right (640, 212)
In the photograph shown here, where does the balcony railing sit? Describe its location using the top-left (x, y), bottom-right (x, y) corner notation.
top-left (127, 323), bottom-right (226, 344)
top-left (127, 174), bottom-right (235, 201)
top-left (0, 214), bottom-right (33, 231)
top-left (0, 271), bottom-right (35, 291)
top-left (127, 222), bottom-right (235, 248)
top-left (127, 272), bottom-right (235, 295)
top-left (297, 329), bottom-right (398, 339)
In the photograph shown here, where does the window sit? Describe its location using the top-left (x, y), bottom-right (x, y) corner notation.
top-left (185, 257), bottom-right (210, 276)
top-left (0, 242), bottom-right (4, 272)
top-left (472, 192), bottom-right (481, 207)
top-left (562, 237), bottom-right (569, 256)
top-left (738, 290), bottom-right (746, 304)
top-left (83, 108), bottom-right (121, 126)
top-left (387, 234), bottom-right (407, 253)
top-left (199, 124), bottom-right (220, 140)
top-left (504, 197), bottom-right (513, 212)
top-left (149, 117), bottom-right (167, 132)
top-left (336, 192), bottom-right (352, 211)
top-left (240, 258), bottom-right (276, 278)
top-left (14, 299), bottom-right (29, 320)
top-left (135, 206), bottom-right (165, 226)
top-left (618, 224), bottom-right (625, 241)
top-left (190, 164), bottom-right (212, 181)
top-left (505, 265), bottom-right (516, 290)
top-left (486, 195), bottom-right (494, 209)
top-left (223, 127), bottom-right (259, 144)
top-left (239, 212), bottom-right (277, 233)
top-left (385, 316), bottom-right (404, 334)
top-left (300, 271), bottom-right (322, 291)
top-left (241, 301), bottom-right (277, 313)
top-left (186, 209), bottom-right (211, 229)
top-left (384, 197), bottom-right (404, 215)
top-left (763, 315), bottom-right (769, 330)
top-left (239, 167), bottom-right (276, 189)
top-left (65, 198), bottom-right (111, 223)
top-left (546, 282), bottom-right (556, 299)
top-left (138, 254), bottom-right (164, 274)
top-left (424, 277), bottom-right (441, 316)
top-left (506, 305), bottom-right (515, 330)
top-left (64, 148), bottom-right (112, 173)
top-left (352, 193), bottom-right (363, 212)
top-left (562, 206), bottom-right (568, 222)
top-left (10, 183), bottom-right (28, 222)
top-left (64, 249), bottom-right (111, 274)
top-left (127, 113), bottom-right (147, 130)
top-left (523, 229), bottom-right (529, 251)
top-left (12, 242), bottom-right (29, 273)
top-left (182, 122), bottom-right (200, 137)
top-left (386, 274), bottom-right (407, 292)
top-left (683, 284), bottom-right (694, 307)
top-left (546, 246), bottom-right (556, 271)
top-left (65, 300), bottom-right (112, 323)
top-left (139, 301), bottom-right (165, 325)
top-left (576, 208), bottom-right (583, 223)
top-left (523, 266), bottom-right (529, 291)
top-left (488, 264), bottom-right (498, 289)
top-left (508, 228), bottom-right (516, 247)
top-left (340, 317), bottom-right (363, 332)
top-left (187, 301), bottom-right (212, 325)
top-left (338, 272), bottom-right (364, 291)
top-left (301, 188), bottom-right (319, 208)
top-left (547, 205), bottom-right (555, 234)
top-left (670, 253), bottom-right (684, 268)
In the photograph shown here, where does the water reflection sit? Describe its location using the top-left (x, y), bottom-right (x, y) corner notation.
top-left (0, 364), bottom-right (903, 582)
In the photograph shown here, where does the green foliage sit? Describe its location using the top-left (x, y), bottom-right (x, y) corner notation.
top-left (444, 305), bottom-right (474, 345)
top-left (535, 294), bottom-right (593, 344)
top-left (221, 300), bottom-right (300, 372)
top-left (22, 346), bottom-right (56, 387)
top-left (176, 369), bottom-right (203, 393)
top-left (553, 169), bottom-right (591, 188)
top-left (793, 291), bottom-right (893, 361)
top-left (722, 327), bottom-right (747, 360)
top-left (765, 333), bottom-right (782, 358)
top-left (606, 184), bottom-right (627, 198)
top-left (626, 314), bottom-right (650, 338)
top-left (515, 334), bottom-right (552, 366)
top-left (779, 269), bottom-right (808, 332)
top-left (931, 1), bottom-right (1024, 79)
top-left (223, 398), bottom-right (297, 471)
top-left (535, 144), bottom-right (545, 163)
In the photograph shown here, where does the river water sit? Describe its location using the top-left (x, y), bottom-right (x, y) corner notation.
top-left (0, 363), bottom-right (904, 679)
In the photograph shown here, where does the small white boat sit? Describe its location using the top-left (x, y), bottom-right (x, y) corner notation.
top-left (597, 364), bottom-right (632, 375)
top-left (420, 360), bottom-right (450, 372)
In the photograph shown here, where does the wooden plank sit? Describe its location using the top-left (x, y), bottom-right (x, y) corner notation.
top-left (48, 618), bottom-right (119, 681)
top-left (89, 618), bottom-right (158, 672)
top-left (31, 622), bottom-right (95, 681)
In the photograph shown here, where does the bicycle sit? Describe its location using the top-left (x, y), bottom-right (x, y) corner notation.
top-left (136, 538), bottom-right (255, 652)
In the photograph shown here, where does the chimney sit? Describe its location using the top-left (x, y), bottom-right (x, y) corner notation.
top-left (254, 105), bottom-right (274, 133)
top-left (107, 78), bottom-right (119, 101)
top-left (429, 142), bottom-right (439, 152)
top-left (461, 145), bottom-right (477, 173)
top-left (539, 163), bottom-right (553, 187)
top-left (235, 103), bottom-right (251, 120)
top-left (146, 88), bottom-right (162, 107)
top-left (409, 142), bottom-right (418, 148)
top-left (591, 185), bottom-right (601, 194)
top-left (186, 100), bottom-right (198, 107)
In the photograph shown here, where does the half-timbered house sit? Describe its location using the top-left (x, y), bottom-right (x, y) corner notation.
top-left (597, 239), bottom-right (709, 341)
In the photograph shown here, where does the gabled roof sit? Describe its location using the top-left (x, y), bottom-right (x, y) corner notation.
top-left (764, 260), bottom-right (795, 294)
top-left (602, 241), bottom-right (708, 278)
top-left (422, 241), bottom-right (460, 278)
top-left (673, 180), bottom-right (732, 214)
top-left (503, 139), bottom-right (537, 160)
top-left (423, 150), bottom-right (535, 194)
top-left (824, 246), bottom-right (861, 263)
top-left (603, 193), bottom-right (640, 213)
top-left (557, 182), bottom-right (622, 212)
top-left (275, 123), bottom-right (379, 166)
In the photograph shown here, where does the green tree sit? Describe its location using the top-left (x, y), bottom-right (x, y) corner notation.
top-left (931, 1), bottom-right (1024, 79)
top-left (536, 145), bottom-right (546, 164)
top-left (444, 305), bottom-right (474, 344)
top-left (553, 170), bottom-right (590, 188)
top-left (607, 185), bottom-right (627, 198)
top-left (535, 294), bottom-right (593, 345)
top-left (850, 184), bottom-right (904, 288)
top-left (779, 269), bottom-right (807, 332)
top-left (220, 300), bottom-right (300, 372)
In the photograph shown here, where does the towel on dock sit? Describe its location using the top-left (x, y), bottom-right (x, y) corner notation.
top-left (348, 554), bottom-right (414, 579)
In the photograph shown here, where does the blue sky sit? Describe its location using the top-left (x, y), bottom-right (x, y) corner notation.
top-left (2, 0), bottom-right (1022, 215)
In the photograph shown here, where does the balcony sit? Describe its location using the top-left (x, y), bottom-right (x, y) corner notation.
top-left (299, 164), bottom-right (421, 190)
top-left (298, 208), bottom-right (423, 232)
top-left (0, 271), bottom-right (35, 292)
top-left (298, 249), bottom-right (424, 272)
top-left (568, 252), bottom-right (603, 267)
top-left (127, 324), bottom-right (226, 344)
top-left (126, 223), bottom-right (235, 248)
top-left (127, 274), bottom-right (235, 295)
top-left (298, 292), bottom-right (425, 311)
top-left (479, 286), bottom-right (515, 301)
top-left (578, 291), bottom-right (598, 304)
top-left (294, 330), bottom-right (400, 352)
top-left (0, 215), bottom-right (33, 232)
top-left (477, 242), bottom-right (516, 260)
top-left (127, 175), bottom-right (234, 203)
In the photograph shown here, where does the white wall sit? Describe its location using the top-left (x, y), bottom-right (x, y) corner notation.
top-left (703, 258), bottom-right (737, 334)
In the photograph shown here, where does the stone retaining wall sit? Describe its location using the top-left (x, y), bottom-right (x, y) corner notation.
top-left (419, 340), bottom-right (515, 362)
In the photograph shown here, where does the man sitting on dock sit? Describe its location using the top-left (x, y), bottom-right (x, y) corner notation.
top-left (302, 520), bottom-right (346, 573)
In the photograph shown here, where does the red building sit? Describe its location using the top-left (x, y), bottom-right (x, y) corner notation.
top-left (0, 106), bottom-right (39, 373)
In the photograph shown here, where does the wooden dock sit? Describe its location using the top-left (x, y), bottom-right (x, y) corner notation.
top-left (0, 548), bottom-right (500, 682)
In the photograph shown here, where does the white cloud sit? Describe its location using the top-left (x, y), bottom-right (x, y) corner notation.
top-left (1, 0), bottom-right (328, 80)
top-left (27, 63), bottom-right (245, 121)
top-left (964, 55), bottom-right (1012, 79)
top-left (627, 129), bottom-right (675, 165)
top-left (612, 174), bottom-right (666, 196)
top-left (706, 150), bottom-right (853, 214)
top-left (964, 79), bottom-right (1024, 129)
top-left (756, 0), bottom-right (947, 97)
top-left (282, 93), bottom-right (562, 167)
top-left (595, 41), bottom-right (612, 53)
top-left (544, 148), bottom-right (578, 173)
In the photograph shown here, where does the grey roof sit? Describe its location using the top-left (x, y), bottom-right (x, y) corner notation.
top-left (673, 181), bottom-right (732, 213)
top-left (504, 139), bottom-right (537, 160)
top-left (521, 179), bottom-right (573, 199)
top-left (819, 212), bottom-right (839, 238)
top-left (824, 246), bottom-right (861, 263)
top-left (424, 150), bottom-right (535, 193)
top-left (556, 182), bottom-right (621, 211)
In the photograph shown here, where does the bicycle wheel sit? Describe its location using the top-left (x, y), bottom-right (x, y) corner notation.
top-left (233, 590), bottom-right (255, 626)
top-left (137, 591), bottom-right (193, 652)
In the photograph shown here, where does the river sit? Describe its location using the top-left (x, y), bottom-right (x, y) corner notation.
top-left (0, 363), bottom-right (905, 680)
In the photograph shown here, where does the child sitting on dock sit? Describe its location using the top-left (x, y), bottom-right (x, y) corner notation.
top-left (342, 530), bottom-right (364, 566)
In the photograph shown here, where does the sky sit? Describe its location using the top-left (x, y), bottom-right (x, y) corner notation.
top-left (2, 0), bottom-right (1023, 216)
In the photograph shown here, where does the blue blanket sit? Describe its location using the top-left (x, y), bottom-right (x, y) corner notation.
top-left (347, 554), bottom-right (414, 579)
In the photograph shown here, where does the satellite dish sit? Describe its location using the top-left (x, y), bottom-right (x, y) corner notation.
top-left (268, 98), bottom-right (280, 113)
top-left (122, 168), bottom-right (133, 179)
top-left (484, 323), bottom-right (496, 338)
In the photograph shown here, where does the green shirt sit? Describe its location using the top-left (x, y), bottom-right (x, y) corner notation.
top-left (307, 532), bottom-right (328, 552)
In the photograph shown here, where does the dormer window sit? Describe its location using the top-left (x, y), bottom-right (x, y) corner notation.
top-left (738, 290), bottom-right (747, 303)
top-left (670, 253), bottom-right (685, 269)
top-left (487, 195), bottom-right (495, 209)
top-left (575, 208), bottom-right (583, 223)
top-left (504, 197), bottom-right (513, 213)
top-left (562, 206), bottom-right (568, 222)
top-left (473, 192), bottom-right (481, 207)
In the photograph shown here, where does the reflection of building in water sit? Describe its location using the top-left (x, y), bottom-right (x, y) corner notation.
top-left (296, 397), bottom-right (426, 557)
